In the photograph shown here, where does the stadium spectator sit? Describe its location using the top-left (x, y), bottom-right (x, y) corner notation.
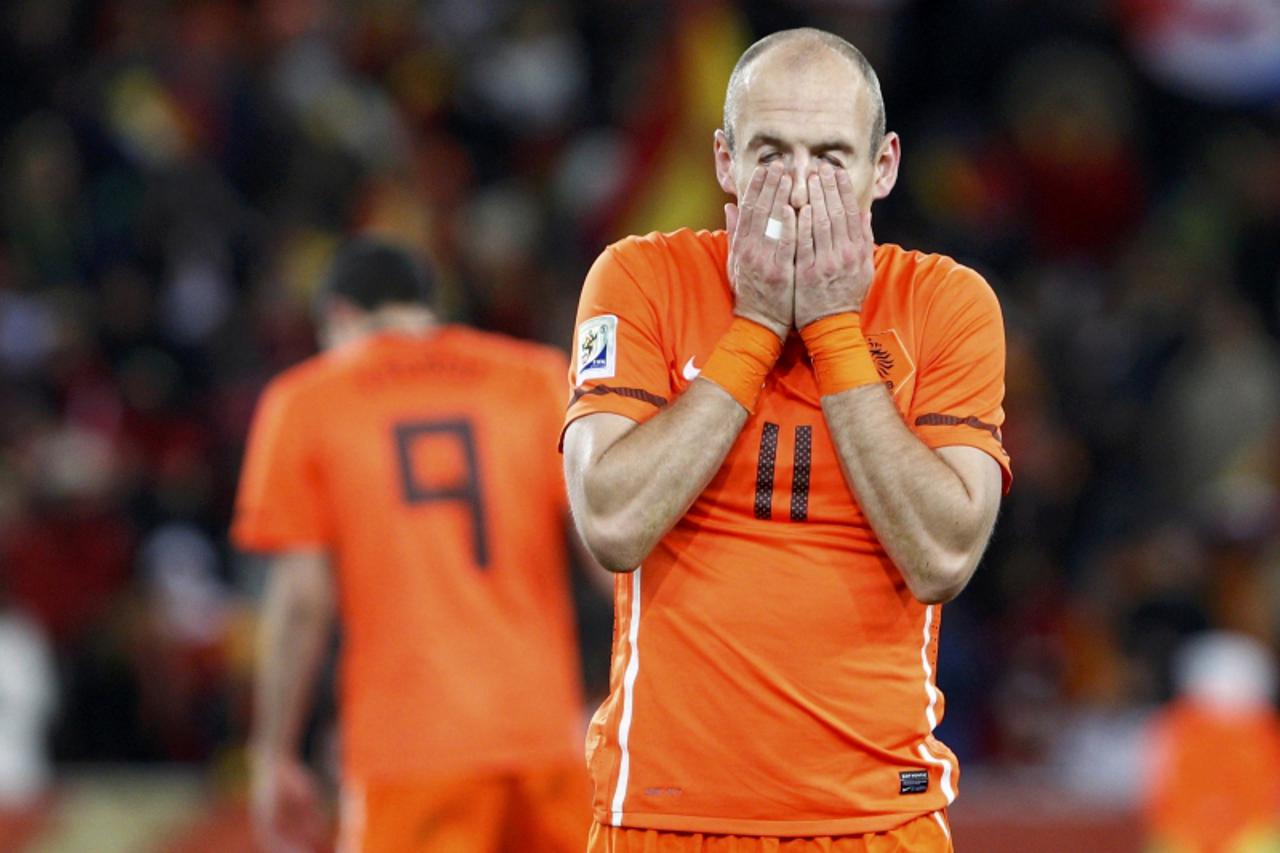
top-left (0, 585), bottom-right (55, 807)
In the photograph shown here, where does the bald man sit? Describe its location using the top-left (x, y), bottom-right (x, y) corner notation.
top-left (562, 28), bottom-right (1010, 852)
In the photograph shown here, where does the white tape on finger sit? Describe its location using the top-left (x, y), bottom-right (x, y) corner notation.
top-left (764, 218), bottom-right (783, 240)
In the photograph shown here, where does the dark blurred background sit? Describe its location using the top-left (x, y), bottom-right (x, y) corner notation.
top-left (0, 0), bottom-right (1278, 850)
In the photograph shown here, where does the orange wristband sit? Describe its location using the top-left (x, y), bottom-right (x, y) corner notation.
top-left (699, 317), bottom-right (783, 412)
top-left (800, 313), bottom-right (882, 396)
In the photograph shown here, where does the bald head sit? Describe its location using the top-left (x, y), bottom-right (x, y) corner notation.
top-left (723, 28), bottom-right (885, 161)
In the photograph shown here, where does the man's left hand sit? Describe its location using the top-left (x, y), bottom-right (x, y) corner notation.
top-left (795, 164), bottom-right (875, 328)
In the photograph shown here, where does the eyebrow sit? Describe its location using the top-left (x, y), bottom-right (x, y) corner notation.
top-left (746, 133), bottom-right (857, 155)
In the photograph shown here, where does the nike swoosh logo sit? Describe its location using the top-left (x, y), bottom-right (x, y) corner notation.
top-left (682, 357), bottom-right (700, 381)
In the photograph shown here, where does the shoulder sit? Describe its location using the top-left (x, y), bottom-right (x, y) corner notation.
top-left (875, 243), bottom-right (990, 294)
top-left (257, 351), bottom-right (344, 414)
top-left (447, 326), bottom-right (566, 366)
top-left (600, 228), bottom-right (727, 285)
top-left (875, 243), bottom-right (1001, 317)
top-left (445, 326), bottom-right (568, 386)
top-left (606, 227), bottom-right (726, 263)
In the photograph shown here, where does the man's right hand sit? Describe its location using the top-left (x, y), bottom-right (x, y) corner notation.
top-left (251, 753), bottom-right (328, 853)
top-left (725, 163), bottom-right (797, 340)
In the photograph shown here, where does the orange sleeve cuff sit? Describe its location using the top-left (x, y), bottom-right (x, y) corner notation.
top-left (799, 313), bottom-right (882, 397)
top-left (699, 317), bottom-right (783, 412)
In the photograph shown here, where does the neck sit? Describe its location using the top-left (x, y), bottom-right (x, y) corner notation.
top-left (363, 306), bottom-right (438, 337)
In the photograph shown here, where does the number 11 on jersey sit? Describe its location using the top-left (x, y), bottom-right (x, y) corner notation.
top-left (753, 422), bottom-right (813, 522)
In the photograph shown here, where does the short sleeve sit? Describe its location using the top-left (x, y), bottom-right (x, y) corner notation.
top-left (908, 266), bottom-right (1012, 492)
top-left (232, 378), bottom-right (333, 551)
top-left (560, 242), bottom-right (671, 446)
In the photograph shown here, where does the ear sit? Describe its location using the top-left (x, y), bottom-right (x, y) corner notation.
top-left (713, 129), bottom-right (737, 197)
top-left (871, 132), bottom-right (901, 202)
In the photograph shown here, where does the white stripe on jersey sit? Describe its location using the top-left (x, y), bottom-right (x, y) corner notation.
top-left (610, 567), bottom-right (643, 824)
top-left (918, 604), bottom-right (957, 803)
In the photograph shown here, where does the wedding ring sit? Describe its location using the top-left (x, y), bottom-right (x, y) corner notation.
top-left (764, 218), bottom-right (783, 240)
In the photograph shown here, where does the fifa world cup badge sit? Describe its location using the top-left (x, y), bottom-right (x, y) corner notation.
top-left (576, 315), bottom-right (618, 382)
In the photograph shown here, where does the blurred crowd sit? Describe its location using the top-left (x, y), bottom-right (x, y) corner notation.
top-left (0, 0), bottom-right (1279, 824)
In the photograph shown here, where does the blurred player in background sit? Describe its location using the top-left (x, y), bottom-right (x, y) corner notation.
top-left (234, 240), bottom-right (590, 852)
top-left (1145, 631), bottom-right (1280, 852)
top-left (563, 28), bottom-right (1009, 852)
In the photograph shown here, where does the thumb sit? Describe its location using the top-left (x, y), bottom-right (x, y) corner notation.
top-left (724, 203), bottom-right (739, 239)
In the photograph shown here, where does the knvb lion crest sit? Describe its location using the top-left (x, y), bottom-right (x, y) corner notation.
top-left (869, 340), bottom-right (894, 377)
top-left (864, 330), bottom-right (915, 394)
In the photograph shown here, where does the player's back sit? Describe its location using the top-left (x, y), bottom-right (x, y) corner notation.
top-left (238, 327), bottom-right (582, 782)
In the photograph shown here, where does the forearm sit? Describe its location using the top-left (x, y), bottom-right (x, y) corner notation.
top-left (569, 380), bottom-right (748, 571)
top-left (823, 384), bottom-right (990, 602)
top-left (251, 553), bottom-right (335, 759)
top-left (566, 516), bottom-right (618, 597)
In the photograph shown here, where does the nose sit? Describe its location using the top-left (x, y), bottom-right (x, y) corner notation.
top-left (788, 154), bottom-right (816, 209)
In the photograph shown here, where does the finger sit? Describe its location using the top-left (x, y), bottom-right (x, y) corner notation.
top-left (835, 168), bottom-right (861, 242)
top-left (772, 183), bottom-right (797, 265)
top-left (820, 164), bottom-right (847, 245)
top-left (796, 204), bottom-right (814, 271)
top-left (754, 163), bottom-right (785, 227)
top-left (736, 166), bottom-right (768, 235)
top-left (273, 828), bottom-right (307, 853)
top-left (299, 806), bottom-right (328, 849)
top-left (724, 204), bottom-right (739, 279)
top-left (255, 828), bottom-right (287, 853)
top-left (252, 821), bottom-right (280, 853)
top-left (808, 173), bottom-right (833, 261)
top-left (766, 173), bottom-right (790, 242)
top-left (278, 801), bottom-right (324, 851)
top-left (261, 820), bottom-right (304, 853)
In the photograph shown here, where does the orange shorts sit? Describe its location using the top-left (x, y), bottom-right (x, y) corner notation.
top-left (339, 762), bottom-right (591, 853)
top-left (587, 812), bottom-right (952, 853)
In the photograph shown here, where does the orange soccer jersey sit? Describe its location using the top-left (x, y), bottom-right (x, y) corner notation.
top-left (1146, 699), bottom-right (1280, 851)
top-left (563, 229), bottom-right (1010, 837)
top-left (234, 328), bottom-right (584, 783)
